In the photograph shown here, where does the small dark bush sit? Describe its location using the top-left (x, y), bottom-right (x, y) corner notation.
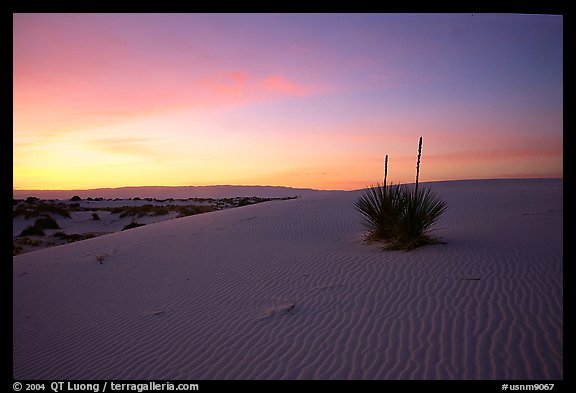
top-left (19, 226), bottom-right (46, 237)
top-left (176, 205), bottom-right (216, 218)
top-left (152, 207), bottom-right (170, 216)
top-left (34, 216), bottom-right (61, 229)
top-left (14, 203), bottom-right (72, 219)
top-left (122, 222), bottom-right (146, 231)
top-left (13, 206), bottom-right (33, 218)
top-left (237, 198), bottom-right (257, 207)
top-left (118, 205), bottom-right (152, 218)
top-left (66, 234), bottom-right (84, 242)
top-left (36, 203), bottom-right (71, 218)
top-left (110, 207), bottom-right (125, 214)
top-left (25, 197), bottom-right (40, 204)
top-left (13, 243), bottom-right (23, 255)
top-left (52, 231), bottom-right (68, 238)
top-left (70, 195), bottom-right (82, 201)
top-left (92, 213), bottom-right (101, 220)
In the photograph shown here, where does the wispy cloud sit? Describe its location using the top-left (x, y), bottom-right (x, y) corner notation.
top-left (195, 71), bottom-right (320, 105)
top-left (89, 137), bottom-right (154, 156)
top-left (197, 71), bottom-right (249, 98)
top-left (263, 75), bottom-right (311, 96)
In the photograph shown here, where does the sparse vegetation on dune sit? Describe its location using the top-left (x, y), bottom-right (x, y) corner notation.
top-left (34, 216), bottom-right (61, 230)
top-left (355, 137), bottom-right (447, 251)
top-left (13, 244), bottom-right (23, 255)
top-left (52, 232), bottom-right (99, 242)
top-left (18, 225), bottom-right (46, 237)
top-left (115, 204), bottom-right (171, 218)
top-left (13, 202), bottom-right (72, 219)
top-left (103, 204), bottom-right (216, 218)
top-left (13, 231), bottom-right (102, 255)
top-left (175, 205), bottom-right (217, 218)
top-left (52, 231), bottom-right (99, 242)
top-left (13, 194), bottom-right (294, 255)
top-left (122, 222), bottom-right (146, 231)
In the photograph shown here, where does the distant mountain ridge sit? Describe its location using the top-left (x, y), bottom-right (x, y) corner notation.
top-left (13, 185), bottom-right (331, 200)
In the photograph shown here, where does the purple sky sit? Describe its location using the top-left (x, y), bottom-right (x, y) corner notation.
top-left (13, 13), bottom-right (563, 190)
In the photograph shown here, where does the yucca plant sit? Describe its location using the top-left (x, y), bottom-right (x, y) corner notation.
top-left (355, 137), bottom-right (447, 250)
top-left (388, 187), bottom-right (447, 250)
top-left (355, 182), bottom-right (405, 241)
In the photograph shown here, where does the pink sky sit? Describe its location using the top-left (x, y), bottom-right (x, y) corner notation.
top-left (13, 13), bottom-right (563, 190)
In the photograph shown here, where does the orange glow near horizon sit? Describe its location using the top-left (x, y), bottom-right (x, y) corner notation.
top-left (13, 14), bottom-right (563, 191)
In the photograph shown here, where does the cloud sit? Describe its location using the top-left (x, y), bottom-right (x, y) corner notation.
top-left (263, 75), bottom-right (310, 96)
top-left (196, 71), bottom-right (249, 98)
top-left (88, 136), bottom-right (158, 157)
top-left (194, 71), bottom-right (317, 106)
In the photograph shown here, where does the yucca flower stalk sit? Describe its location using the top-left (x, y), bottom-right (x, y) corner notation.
top-left (414, 136), bottom-right (422, 196)
top-left (383, 154), bottom-right (388, 189)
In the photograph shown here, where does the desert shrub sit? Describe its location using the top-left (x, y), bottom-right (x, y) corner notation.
top-left (18, 237), bottom-right (42, 246)
top-left (152, 207), bottom-right (170, 216)
top-left (122, 222), bottom-right (145, 231)
top-left (13, 201), bottom-right (75, 219)
top-left (116, 204), bottom-right (162, 218)
top-left (70, 195), bottom-right (82, 201)
top-left (66, 233), bottom-right (85, 242)
top-left (34, 216), bottom-right (61, 229)
top-left (52, 231), bottom-right (68, 239)
top-left (13, 206), bottom-right (34, 218)
top-left (109, 207), bottom-right (125, 214)
top-left (355, 183), bottom-right (405, 242)
top-left (36, 203), bottom-right (71, 218)
top-left (176, 205), bottom-right (216, 218)
top-left (119, 208), bottom-right (136, 218)
top-left (19, 225), bottom-right (46, 237)
top-left (388, 187), bottom-right (447, 250)
top-left (92, 213), bottom-right (101, 220)
top-left (355, 137), bottom-right (447, 251)
top-left (13, 243), bottom-right (23, 255)
top-left (237, 198), bottom-right (253, 207)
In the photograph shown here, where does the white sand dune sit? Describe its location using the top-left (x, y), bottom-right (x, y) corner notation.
top-left (12, 179), bottom-right (563, 380)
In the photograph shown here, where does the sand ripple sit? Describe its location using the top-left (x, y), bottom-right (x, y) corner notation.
top-left (13, 180), bottom-right (563, 379)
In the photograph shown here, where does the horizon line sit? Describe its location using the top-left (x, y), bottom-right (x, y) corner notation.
top-left (12, 176), bottom-right (563, 193)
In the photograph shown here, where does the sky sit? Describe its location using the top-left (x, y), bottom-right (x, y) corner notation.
top-left (13, 13), bottom-right (563, 191)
